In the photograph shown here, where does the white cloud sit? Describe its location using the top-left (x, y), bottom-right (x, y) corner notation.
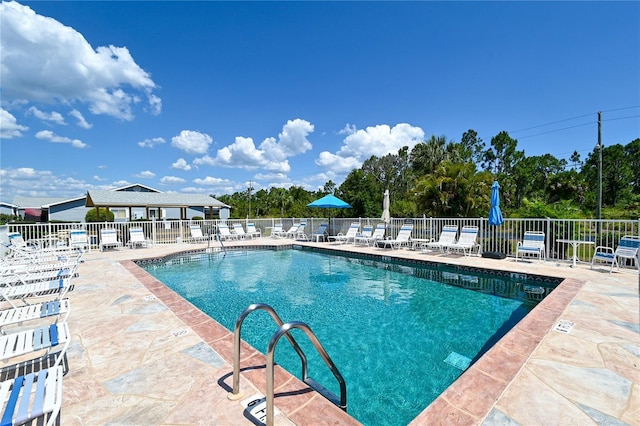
top-left (316, 123), bottom-right (424, 172)
top-left (171, 158), bottom-right (191, 171)
top-left (69, 109), bottom-right (92, 129)
top-left (134, 170), bottom-right (155, 179)
top-left (0, 167), bottom-right (89, 199)
top-left (138, 137), bottom-right (166, 148)
top-left (0, 108), bottom-right (28, 138)
top-left (0, 1), bottom-right (161, 120)
top-left (27, 106), bottom-right (66, 125)
top-left (193, 176), bottom-right (233, 186)
top-left (159, 176), bottom-right (186, 184)
top-left (171, 130), bottom-right (212, 155)
top-left (206, 118), bottom-right (314, 173)
top-left (35, 130), bottom-right (88, 148)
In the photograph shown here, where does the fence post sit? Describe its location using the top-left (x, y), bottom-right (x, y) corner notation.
top-left (546, 217), bottom-right (551, 261)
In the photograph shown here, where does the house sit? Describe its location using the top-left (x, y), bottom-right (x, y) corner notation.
top-left (11, 184), bottom-right (231, 223)
top-left (0, 202), bottom-right (17, 217)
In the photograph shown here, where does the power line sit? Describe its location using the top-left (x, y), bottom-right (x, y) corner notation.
top-left (515, 121), bottom-right (594, 140)
top-left (509, 112), bottom-right (594, 134)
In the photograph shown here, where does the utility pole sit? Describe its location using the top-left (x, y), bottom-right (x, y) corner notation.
top-left (597, 112), bottom-right (602, 221)
top-left (248, 181), bottom-right (252, 219)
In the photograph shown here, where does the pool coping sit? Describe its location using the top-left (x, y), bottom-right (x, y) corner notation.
top-left (125, 244), bottom-right (584, 425)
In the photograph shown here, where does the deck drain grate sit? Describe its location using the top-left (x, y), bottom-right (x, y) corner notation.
top-left (554, 319), bottom-right (575, 334)
top-left (444, 352), bottom-right (471, 370)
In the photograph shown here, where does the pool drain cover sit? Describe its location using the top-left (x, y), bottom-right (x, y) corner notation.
top-left (444, 352), bottom-right (471, 370)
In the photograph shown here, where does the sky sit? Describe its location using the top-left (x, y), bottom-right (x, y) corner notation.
top-left (1, 0), bottom-right (639, 203)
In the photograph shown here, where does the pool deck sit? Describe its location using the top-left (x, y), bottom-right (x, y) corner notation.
top-left (44, 238), bottom-right (638, 425)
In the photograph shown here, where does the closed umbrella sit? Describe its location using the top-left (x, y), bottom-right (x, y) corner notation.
top-left (488, 181), bottom-right (504, 226)
top-left (381, 189), bottom-right (391, 224)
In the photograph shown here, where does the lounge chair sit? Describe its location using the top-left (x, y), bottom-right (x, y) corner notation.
top-left (328, 223), bottom-right (360, 244)
top-left (0, 277), bottom-right (73, 308)
top-left (0, 299), bottom-right (71, 331)
top-left (376, 223), bottom-right (413, 249)
top-left (353, 225), bottom-right (373, 246)
top-left (68, 230), bottom-right (90, 251)
top-left (188, 224), bottom-right (210, 243)
top-left (0, 322), bottom-right (70, 370)
top-left (294, 223), bottom-right (307, 240)
top-left (232, 224), bottom-right (248, 239)
top-left (423, 225), bottom-right (458, 253)
top-left (217, 223), bottom-right (237, 241)
top-left (446, 226), bottom-right (480, 256)
top-left (515, 231), bottom-right (546, 262)
top-left (0, 264), bottom-right (78, 289)
top-left (309, 223), bottom-right (328, 242)
top-left (270, 223), bottom-right (285, 238)
top-left (128, 228), bottom-right (151, 248)
top-left (283, 223), bottom-right (301, 239)
top-left (246, 223), bottom-right (261, 238)
top-left (355, 223), bottom-right (386, 247)
top-left (99, 229), bottom-right (122, 252)
top-left (591, 235), bottom-right (640, 273)
top-left (0, 366), bottom-right (63, 426)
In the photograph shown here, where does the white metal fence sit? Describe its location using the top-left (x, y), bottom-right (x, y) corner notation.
top-left (5, 217), bottom-right (639, 267)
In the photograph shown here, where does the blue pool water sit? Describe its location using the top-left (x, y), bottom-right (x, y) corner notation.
top-left (143, 249), bottom-right (551, 426)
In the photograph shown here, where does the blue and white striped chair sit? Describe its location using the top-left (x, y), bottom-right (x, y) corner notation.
top-left (515, 231), bottom-right (546, 262)
top-left (591, 235), bottom-right (640, 273)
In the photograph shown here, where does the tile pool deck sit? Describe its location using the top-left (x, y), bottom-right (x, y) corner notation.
top-left (53, 239), bottom-right (639, 425)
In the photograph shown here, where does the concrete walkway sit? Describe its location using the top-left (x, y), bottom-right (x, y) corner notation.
top-left (49, 239), bottom-right (638, 425)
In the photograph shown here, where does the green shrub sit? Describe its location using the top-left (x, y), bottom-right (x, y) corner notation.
top-left (85, 208), bottom-right (115, 222)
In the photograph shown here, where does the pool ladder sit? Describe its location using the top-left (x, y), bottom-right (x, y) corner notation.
top-left (229, 303), bottom-right (347, 426)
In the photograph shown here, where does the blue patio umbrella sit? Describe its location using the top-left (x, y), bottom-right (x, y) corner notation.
top-left (307, 194), bottom-right (352, 209)
top-left (488, 181), bottom-right (504, 226)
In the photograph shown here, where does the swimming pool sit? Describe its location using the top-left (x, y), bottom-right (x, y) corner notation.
top-left (142, 248), bottom-right (558, 426)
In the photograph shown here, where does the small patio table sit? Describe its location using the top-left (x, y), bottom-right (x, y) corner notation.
top-left (557, 239), bottom-right (595, 268)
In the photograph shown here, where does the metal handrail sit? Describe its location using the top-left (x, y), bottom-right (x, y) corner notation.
top-left (266, 321), bottom-right (347, 426)
top-left (230, 303), bottom-right (308, 397)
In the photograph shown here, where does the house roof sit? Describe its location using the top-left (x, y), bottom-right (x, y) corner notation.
top-left (13, 196), bottom-right (72, 208)
top-left (85, 190), bottom-right (230, 208)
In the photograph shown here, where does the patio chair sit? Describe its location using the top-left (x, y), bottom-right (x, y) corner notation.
top-left (0, 299), bottom-right (71, 332)
top-left (0, 366), bottom-right (64, 426)
top-left (128, 228), bottom-right (151, 248)
top-left (446, 226), bottom-right (480, 257)
top-left (0, 322), bottom-right (70, 372)
top-left (217, 223), bottom-right (237, 241)
top-left (270, 223), bottom-right (285, 238)
top-left (232, 223), bottom-right (248, 239)
top-left (328, 223), bottom-right (360, 244)
top-left (0, 264), bottom-right (78, 289)
top-left (353, 225), bottom-right (374, 246)
top-left (0, 277), bottom-right (73, 308)
top-left (356, 223), bottom-right (386, 247)
top-left (515, 231), bottom-right (546, 262)
top-left (188, 224), bottom-right (210, 243)
top-left (376, 223), bottom-right (413, 250)
top-left (591, 235), bottom-right (640, 273)
top-left (68, 230), bottom-right (90, 251)
top-left (294, 223), bottom-right (308, 240)
top-left (283, 223), bottom-right (301, 239)
top-left (309, 223), bottom-right (328, 242)
top-left (423, 225), bottom-right (458, 253)
top-left (99, 229), bottom-right (122, 252)
top-left (246, 223), bottom-right (261, 238)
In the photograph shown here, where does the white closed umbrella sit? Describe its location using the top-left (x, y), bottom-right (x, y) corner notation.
top-left (381, 189), bottom-right (391, 224)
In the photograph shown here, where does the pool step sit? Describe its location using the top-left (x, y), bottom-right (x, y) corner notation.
top-left (444, 352), bottom-right (471, 370)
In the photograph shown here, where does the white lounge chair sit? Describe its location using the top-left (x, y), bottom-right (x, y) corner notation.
top-left (270, 223), bottom-right (285, 238)
top-left (99, 229), bottom-right (122, 252)
top-left (0, 366), bottom-right (63, 426)
top-left (309, 223), bottom-right (328, 242)
top-left (217, 223), bottom-right (237, 241)
top-left (0, 322), bottom-right (70, 370)
top-left (0, 277), bottom-right (73, 308)
top-left (356, 223), bottom-right (386, 247)
top-left (188, 224), bottom-right (210, 243)
top-left (283, 223), bottom-right (301, 239)
top-left (328, 223), bottom-right (360, 244)
top-left (294, 223), bottom-right (308, 240)
top-left (515, 231), bottom-right (546, 262)
top-left (0, 299), bottom-right (71, 331)
top-left (353, 225), bottom-right (373, 246)
top-left (68, 230), bottom-right (90, 251)
top-left (128, 228), bottom-right (151, 248)
top-left (591, 235), bottom-right (640, 273)
top-left (232, 224), bottom-right (248, 239)
top-left (423, 225), bottom-right (458, 253)
top-left (0, 265), bottom-right (78, 289)
top-left (246, 223), bottom-right (261, 238)
top-left (446, 226), bottom-right (480, 256)
top-left (376, 223), bottom-right (413, 249)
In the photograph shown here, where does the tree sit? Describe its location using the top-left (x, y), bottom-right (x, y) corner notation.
top-left (459, 129), bottom-right (486, 165)
top-left (410, 135), bottom-right (449, 177)
top-left (85, 208), bottom-right (114, 222)
top-left (626, 139), bottom-right (640, 194)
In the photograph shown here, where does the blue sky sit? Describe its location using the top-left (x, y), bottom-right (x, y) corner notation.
top-left (1, 1), bottom-right (639, 202)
